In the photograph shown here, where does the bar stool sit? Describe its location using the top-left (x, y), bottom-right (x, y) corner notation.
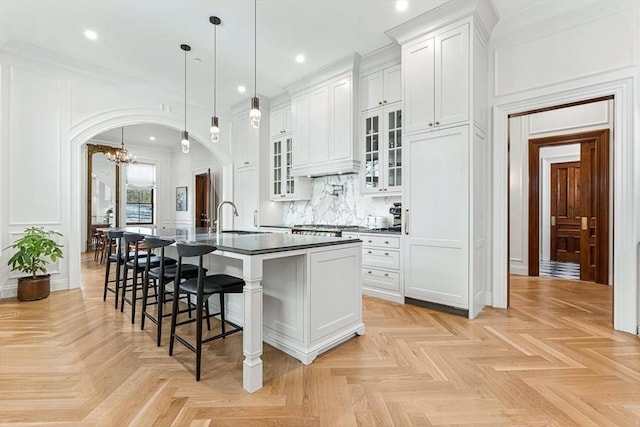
top-left (141, 236), bottom-right (203, 346)
top-left (169, 242), bottom-right (245, 381)
top-left (120, 232), bottom-right (162, 323)
top-left (103, 231), bottom-right (125, 308)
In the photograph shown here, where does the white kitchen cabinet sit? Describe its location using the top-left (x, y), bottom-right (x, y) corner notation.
top-left (232, 111), bottom-right (259, 168)
top-left (270, 104), bottom-right (291, 138)
top-left (287, 54), bottom-right (360, 177)
top-left (403, 126), bottom-right (469, 309)
top-left (270, 135), bottom-right (311, 201)
top-left (361, 104), bottom-right (402, 195)
top-left (231, 100), bottom-right (283, 230)
top-left (344, 232), bottom-right (403, 303)
top-left (403, 23), bottom-right (469, 135)
top-left (234, 165), bottom-right (259, 231)
top-left (387, 2), bottom-right (496, 318)
top-left (360, 64), bottom-right (401, 111)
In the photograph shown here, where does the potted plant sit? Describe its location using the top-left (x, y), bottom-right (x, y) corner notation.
top-left (3, 227), bottom-right (64, 301)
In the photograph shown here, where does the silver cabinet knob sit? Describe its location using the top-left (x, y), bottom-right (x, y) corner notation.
top-left (367, 250), bottom-right (372, 254)
top-left (428, 123), bottom-right (433, 127)
top-left (384, 252), bottom-right (389, 256)
top-left (435, 121), bottom-right (440, 125)
top-left (384, 273), bottom-right (389, 277)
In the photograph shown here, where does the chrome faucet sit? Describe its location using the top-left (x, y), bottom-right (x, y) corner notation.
top-left (215, 200), bottom-right (239, 235)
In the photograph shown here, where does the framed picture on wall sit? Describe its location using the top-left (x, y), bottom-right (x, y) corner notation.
top-left (176, 186), bottom-right (188, 211)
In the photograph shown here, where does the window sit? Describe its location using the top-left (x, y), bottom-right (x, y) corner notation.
top-left (126, 163), bottom-right (155, 225)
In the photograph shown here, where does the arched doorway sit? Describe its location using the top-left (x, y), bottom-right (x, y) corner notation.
top-left (66, 112), bottom-right (233, 290)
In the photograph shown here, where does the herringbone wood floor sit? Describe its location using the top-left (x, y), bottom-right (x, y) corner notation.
top-left (0, 254), bottom-right (639, 426)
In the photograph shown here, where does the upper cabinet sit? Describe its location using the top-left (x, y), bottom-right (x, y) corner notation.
top-left (270, 105), bottom-right (291, 137)
top-left (232, 110), bottom-right (259, 168)
top-left (360, 64), bottom-right (401, 111)
top-left (361, 104), bottom-right (403, 196)
top-left (402, 23), bottom-right (469, 135)
top-left (287, 54), bottom-right (360, 177)
top-left (269, 101), bottom-right (312, 201)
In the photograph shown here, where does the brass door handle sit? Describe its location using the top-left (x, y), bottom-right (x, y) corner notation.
top-left (581, 217), bottom-right (588, 230)
top-left (551, 216), bottom-right (556, 226)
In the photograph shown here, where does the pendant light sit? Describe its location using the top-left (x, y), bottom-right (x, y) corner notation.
top-left (180, 43), bottom-right (191, 154)
top-left (209, 16), bottom-right (221, 143)
top-left (249, 0), bottom-right (261, 129)
top-left (106, 127), bottom-right (136, 165)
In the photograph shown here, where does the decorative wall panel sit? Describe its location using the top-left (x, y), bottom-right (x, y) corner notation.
top-left (9, 66), bottom-right (61, 225)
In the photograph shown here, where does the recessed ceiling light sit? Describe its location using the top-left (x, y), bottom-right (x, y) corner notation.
top-left (237, 85), bottom-right (246, 93)
top-left (149, 136), bottom-right (156, 141)
top-left (295, 54), bottom-right (305, 63)
top-left (84, 29), bottom-right (98, 40)
top-left (396, 1), bottom-right (408, 12)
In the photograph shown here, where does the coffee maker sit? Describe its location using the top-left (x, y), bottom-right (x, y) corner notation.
top-left (389, 202), bottom-right (402, 229)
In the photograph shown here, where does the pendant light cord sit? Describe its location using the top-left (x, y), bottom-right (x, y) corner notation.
top-left (254, 0), bottom-right (257, 98)
top-left (214, 23), bottom-right (217, 116)
top-left (184, 48), bottom-right (187, 130)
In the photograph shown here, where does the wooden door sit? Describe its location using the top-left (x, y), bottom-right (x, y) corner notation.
top-left (575, 138), bottom-right (609, 283)
top-left (528, 129), bottom-right (609, 284)
top-left (194, 170), bottom-right (211, 228)
top-left (550, 162), bottom-right (581, 262)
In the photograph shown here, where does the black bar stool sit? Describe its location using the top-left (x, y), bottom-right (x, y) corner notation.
top-left (141, 236), bottom-right (204, 346)
top-left (103, 231), bottom-right (125, 308)
top-left (120, 232), bottom-right (162, 323)
top-left (169, 242), bottom-right (245, 381)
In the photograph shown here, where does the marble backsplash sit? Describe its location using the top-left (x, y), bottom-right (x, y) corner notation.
top-left (282, 174), bottom-right (400, 226)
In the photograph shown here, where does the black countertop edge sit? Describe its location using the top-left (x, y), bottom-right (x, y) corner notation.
top-left (258, 224), bottom-right (291, 229)
top-left (214, 238), bottom-right (362, 255)
top-left (341, 227), bottom-right (402, 235)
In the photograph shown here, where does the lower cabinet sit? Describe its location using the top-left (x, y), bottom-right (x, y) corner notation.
top-left (343, 232), bottom-right (403, 303)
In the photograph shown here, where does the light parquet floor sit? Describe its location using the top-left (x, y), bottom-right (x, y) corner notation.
top-left (0, 254), bottom-right (639, 426)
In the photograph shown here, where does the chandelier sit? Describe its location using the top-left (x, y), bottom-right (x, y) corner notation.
top-left (106, 127), bottom-right (136, 165)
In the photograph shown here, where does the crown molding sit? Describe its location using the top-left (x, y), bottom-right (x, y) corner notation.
top-left (385, 0), bottom-right (498, 45)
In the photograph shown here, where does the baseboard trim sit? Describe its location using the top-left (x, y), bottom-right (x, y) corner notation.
top-left (404, 297), bottom-right (469, 317)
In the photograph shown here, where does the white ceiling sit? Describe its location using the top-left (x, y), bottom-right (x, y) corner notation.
top-left (0, 0), bottom-right (540, 149)
top-left (94, 123), bottom-right (182, 151)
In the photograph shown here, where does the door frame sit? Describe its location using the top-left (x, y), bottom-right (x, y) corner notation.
top-left (528, 130), bottom-right (609, 282)
top-left (492, 79), bottom-right (638, 334)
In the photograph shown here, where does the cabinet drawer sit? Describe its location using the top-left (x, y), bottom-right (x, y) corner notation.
top-left (362, 248), bottom-right (399, 270)
top-left (361, 235), bottom-right (400, 249)
top-left (362, 269), bottom-right (400, 292)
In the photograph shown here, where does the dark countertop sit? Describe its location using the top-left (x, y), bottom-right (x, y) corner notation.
top-left (99, 227), bottom-right (361, 256)
top-left (258, 224), bottom-right (291, 229)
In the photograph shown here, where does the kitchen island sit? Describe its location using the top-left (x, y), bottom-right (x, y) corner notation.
top-left (107, 227), bottom-right (364, 393)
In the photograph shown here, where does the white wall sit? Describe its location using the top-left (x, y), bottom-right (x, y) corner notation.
top-left (508, 100), bottom-right (612, 275)
top-left (0, 50), bottom-right (233, 299)
top-left (490, 0), bottom-right (639, 333)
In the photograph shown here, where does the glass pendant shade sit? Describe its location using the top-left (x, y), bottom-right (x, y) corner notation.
top-left (181, 130), bottom-right (190, 154)
top-left (210, 116), bottom-right (220, 143)
top-left (250, 96), bottom-right (261, 129)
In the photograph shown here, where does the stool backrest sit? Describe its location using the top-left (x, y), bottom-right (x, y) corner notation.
top-left (175, 243), bottom-right (216, 286)
top-left (144, 236), bottom-right (175, 250)
top-left (106, 230), bottom-right (124, 259)
top-left (143, 237), bottom-right (175, 275)
top-left (123, 232), bottom-right (145, 264)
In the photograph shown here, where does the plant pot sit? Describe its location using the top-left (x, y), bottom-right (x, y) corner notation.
top-left (17, 275), bottom-right (51, 301)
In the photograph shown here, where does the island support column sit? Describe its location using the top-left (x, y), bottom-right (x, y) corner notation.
top-left (242, 255), bottom-right (264, 392)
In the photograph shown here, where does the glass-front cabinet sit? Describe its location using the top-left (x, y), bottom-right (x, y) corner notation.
top-left (270, 135), bottom-right (312, 201)
top-left (361, 104), bottom-right (402, 195)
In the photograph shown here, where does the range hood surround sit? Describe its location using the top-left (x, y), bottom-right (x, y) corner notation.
top-left (291, 160), bottom-right (361, 178)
